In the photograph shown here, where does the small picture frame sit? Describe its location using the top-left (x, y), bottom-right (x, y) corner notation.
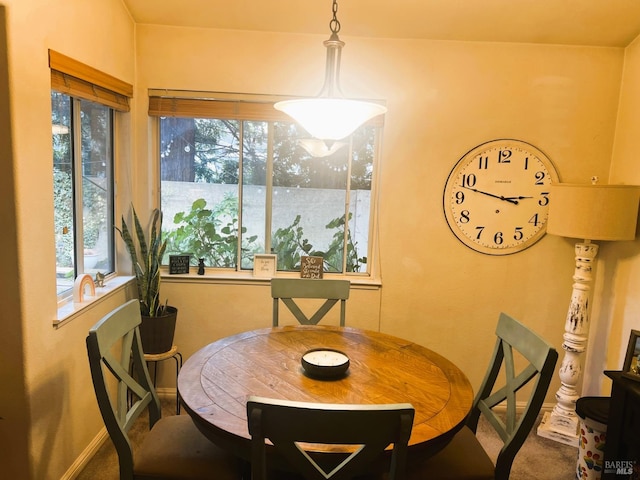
top-left (622, 329), bottom-right (640, 381)
top-left (253, 254), bottom-right (277, 278)
top-left (169, 254), bottom-right (190, 274)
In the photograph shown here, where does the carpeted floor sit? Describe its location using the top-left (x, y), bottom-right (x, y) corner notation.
top-left (477, 414), bottom-right (577, 479)
top-left (77, 396), bottom-right (578, 479)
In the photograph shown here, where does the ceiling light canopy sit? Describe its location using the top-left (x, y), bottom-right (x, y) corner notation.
top-left (274, 0), bottom-right (387, 141)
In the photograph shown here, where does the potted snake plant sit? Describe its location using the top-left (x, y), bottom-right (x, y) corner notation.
top-left (116, 205), bottom-right (177, 354)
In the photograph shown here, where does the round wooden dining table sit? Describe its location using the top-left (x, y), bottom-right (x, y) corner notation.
top-left (178, 325), bottom-right (474, 462)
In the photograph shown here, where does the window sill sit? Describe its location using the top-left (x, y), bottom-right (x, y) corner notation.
top-left (161, 270), bottom-right (382, 289)
top-left (53, 275), bottom-right (135, 328)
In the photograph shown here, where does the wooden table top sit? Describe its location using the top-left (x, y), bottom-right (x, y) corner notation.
top-left (178, 325), bottom-right (474, 459)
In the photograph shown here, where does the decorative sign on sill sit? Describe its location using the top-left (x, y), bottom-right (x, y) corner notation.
top-left (253, 254), bottom-right (277, 278)
top-left (169, 255), bottom-right (190, 274)
top-left (300, 256), bottom-right (323, 279)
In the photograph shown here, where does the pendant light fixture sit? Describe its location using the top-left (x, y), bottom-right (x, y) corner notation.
top-left (274, 0), bottom-right (387, 141)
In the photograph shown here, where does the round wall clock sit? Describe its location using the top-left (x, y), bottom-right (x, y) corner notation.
top-left (443, 139), bottom-right (560, 255)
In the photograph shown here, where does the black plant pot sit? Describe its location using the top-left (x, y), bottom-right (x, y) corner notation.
top-left (139, 306), bottom-right (177, 354)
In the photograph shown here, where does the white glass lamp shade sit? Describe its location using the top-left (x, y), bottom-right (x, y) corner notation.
top-left (547, 183), bottom-right (640, 241)
top-left (274, 98), bottom-right (387, 141)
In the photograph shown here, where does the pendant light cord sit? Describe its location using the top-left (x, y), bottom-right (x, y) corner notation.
top-left (330, 0), bottom-right (341, 35)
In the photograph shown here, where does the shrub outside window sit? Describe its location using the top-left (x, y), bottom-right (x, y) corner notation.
top-left (154, 95), bottom-right (382, 275)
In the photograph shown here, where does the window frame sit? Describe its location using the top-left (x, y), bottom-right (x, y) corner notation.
top-left (50, 50), bottom-right (132, 306)
top-left (150, 90), bottom-right (384, 280)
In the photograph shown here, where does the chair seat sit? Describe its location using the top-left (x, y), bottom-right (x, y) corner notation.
top-left (406, 426), bottom-right (495, 480)
top-left (135, 415), bottom-right (242, 480)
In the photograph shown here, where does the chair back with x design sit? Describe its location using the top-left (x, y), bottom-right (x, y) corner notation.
top-left (271, 278), bottom-right (350, 326)
top-left (247, 396), bottom-right (414, 480)
top-left (467, 312), bottom-right (558, 478)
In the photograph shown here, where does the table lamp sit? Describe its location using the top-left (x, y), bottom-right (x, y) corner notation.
top-left (537, 179), bottom-right (640, 446)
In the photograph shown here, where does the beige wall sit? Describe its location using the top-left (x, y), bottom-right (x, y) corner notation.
top-left (0, 0), bottom-right (135, 478)
top-left (1, 1), bottom-right (639, 478)
top-left (136, 25), bottom-right (625, 396)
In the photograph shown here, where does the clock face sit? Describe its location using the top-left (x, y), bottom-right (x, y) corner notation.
top-left (443, 139), bottom-right (560, 255)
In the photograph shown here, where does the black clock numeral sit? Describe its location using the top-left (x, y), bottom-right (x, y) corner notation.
top-left (538, 192), bottom-right (549, 206)
top-left (461, 174), bottom-right (477, 188)
top-left (475, 226), bottom-right (485, 239)
top-left (494, 232), bottom-right (504, 244)
top-left (455, 191), bottom-right (465, 204)
top-left (498, 150), bottom-right (512, 163)
top-left (478, 156), bottom-right (488, 169)
top-left (524, 156), bottom-right (529, 170)
top-left (534, 171), bottom-right (546, 185)
top-left (529, 213), bottom-right (540, 227)
top-left (514, 227), bottom-right (524, 241)
top-left (459, 210), bottom-right (470, 223)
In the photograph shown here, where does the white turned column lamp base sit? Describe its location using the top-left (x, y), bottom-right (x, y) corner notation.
top-left (537, 242), bottom-right (598, 447)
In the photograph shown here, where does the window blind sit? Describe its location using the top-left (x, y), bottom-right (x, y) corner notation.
top-left (149, 96), bottom-right (291, 122)
top-left (148, 95), bottom-right (384, 127)
top-left (49, 50), bottom-right (133, 112)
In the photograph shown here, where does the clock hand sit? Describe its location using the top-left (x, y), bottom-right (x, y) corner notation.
top-left (504, 195), bottom-right (533, 200)
top-left (462, 186), bottom-right (519, 205)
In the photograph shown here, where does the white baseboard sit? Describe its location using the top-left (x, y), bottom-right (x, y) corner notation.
top-left (539, 402), bottom-right (556, 413)
top-left (60, 426), bottom-right (109, 480)
top-left (155, 387), bottom-right (178, 399)
top-left (490, 401), bottom-right (556, 414)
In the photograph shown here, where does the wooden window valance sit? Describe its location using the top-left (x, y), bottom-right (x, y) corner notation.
top-left (49, 50), bottom-right (133, 112)
top-left (148, 95), bottom-right (384, 127)
top-left (148, 96), bottom-right (292, 122)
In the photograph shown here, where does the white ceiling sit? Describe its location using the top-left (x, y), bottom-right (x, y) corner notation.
top-left (122, 0), bottom-right (640, 48)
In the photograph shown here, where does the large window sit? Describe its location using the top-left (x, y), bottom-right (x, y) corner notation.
top-left (151, 94), bottom-right (382, 275)
top-left (50, 50), bottom-right (132, 298)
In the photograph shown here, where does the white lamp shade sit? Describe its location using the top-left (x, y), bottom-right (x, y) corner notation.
top-left (547, 183), bottom-right (640, 241)
top-left (274, 98), bottom-right (387, 141)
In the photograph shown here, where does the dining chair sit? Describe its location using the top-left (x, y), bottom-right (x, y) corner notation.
top-left (86, 299), bottom-right (243, 480)
top-left (405, 312), bottom-right (558, 480)
top-left (271, 278), bottom-right (350, 326)
top-left (247, 396), bottom-right (415, 480)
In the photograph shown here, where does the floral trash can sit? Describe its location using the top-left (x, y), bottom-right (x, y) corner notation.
top-left (576, 396), bottom-right (610, 480)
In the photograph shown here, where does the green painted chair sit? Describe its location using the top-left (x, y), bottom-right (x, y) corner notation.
top-left (247, 396), bottom-right (414, 480)
top-left (271, 278), bottom-right (350, 327)
top-left (405, 312), bottom-right (558, 480)
top-left (86, 299), bottom-right (243, 480)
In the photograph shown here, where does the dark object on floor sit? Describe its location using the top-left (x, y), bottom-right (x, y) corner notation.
top-left (576, 396), bottom-right (610, 426)
top-left (602, 371), bottom-right (640, 480)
